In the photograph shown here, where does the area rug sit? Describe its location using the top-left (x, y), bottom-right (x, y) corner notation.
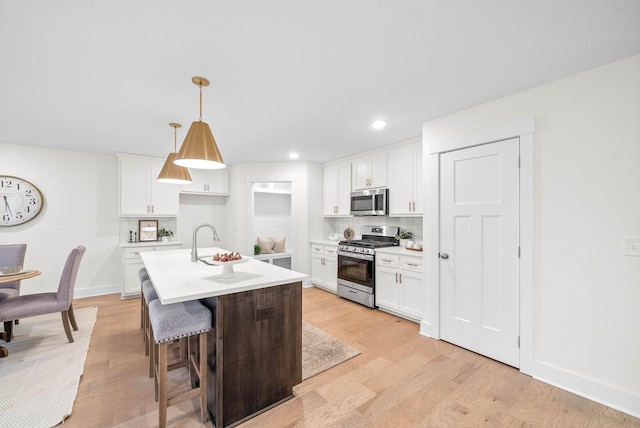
top-left (0, 306), bottom-right (97, 428)
top-left (302, 320), bottom-right (360, 380)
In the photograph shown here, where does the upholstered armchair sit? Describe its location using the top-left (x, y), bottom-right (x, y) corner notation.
top-left (0, 246), bottom-right (86, 343)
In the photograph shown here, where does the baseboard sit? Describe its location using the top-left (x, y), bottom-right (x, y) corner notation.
top-left (532, 359), bottom-right (640, 419)
top-left (74, 283), bottom-right (121, 299)
top-left (419, 320), bottom-right (434, 338)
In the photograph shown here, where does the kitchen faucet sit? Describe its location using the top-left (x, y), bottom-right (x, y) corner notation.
top-left (191, 223), bottom-right (220, 262)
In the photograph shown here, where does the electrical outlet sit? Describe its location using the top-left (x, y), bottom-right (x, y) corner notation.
top-left (624, 237), bottom-right (640, 257)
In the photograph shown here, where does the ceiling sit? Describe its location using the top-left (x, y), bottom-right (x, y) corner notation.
top-left (1, 1), bottom-right (639, 166)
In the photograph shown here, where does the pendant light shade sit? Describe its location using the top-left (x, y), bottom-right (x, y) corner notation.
top-left (157, 123), bottom-right (193, 184)
top-left (174, 76), bottom-right (226, 169)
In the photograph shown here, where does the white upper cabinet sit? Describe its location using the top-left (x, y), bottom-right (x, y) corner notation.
top-left (324, 162), bottom-right (351, 216)
top-left (352, 153), bottom-right (387, 190)
top-left (180, 169), bottom-right (229, 195)
top-left (118, 154), bottom-right (179, 216)
top-left (388, 142), bottom-right (422, 216)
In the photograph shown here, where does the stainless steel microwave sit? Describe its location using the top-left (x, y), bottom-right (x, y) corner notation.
top-left (350, 188), bottom-right (389, 216)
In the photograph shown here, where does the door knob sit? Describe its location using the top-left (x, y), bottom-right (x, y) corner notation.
top-left (439, 252), bottom-right (449, 260)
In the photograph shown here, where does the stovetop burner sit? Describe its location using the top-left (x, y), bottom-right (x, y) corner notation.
top-left (338, 225), bottom-right (400, 252)
top-left (338, 239), bottom-right (397, 248)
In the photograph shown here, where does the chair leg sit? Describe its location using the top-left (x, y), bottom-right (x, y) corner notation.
top-left (198, 332), bottom-right (208, 423)
top-left (3, 321), bottom-right (13, 343)
top-left (61, 311), bottom-right (75, 343)
top-left (158, 342), bottom-right (168, 428)
top-left (67, 303), bottom-right (78, 331)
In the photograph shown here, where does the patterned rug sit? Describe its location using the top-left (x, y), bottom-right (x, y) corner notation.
top-left (302, 320), bottom-right (360, 379)
top-left (0, 307), bottom-right (97, 428)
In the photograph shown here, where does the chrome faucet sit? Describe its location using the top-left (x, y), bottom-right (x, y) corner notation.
top-left (191, 223), bottom-right (220, 262)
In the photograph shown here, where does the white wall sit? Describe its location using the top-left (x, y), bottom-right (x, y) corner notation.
top-left (422, 55), bottom-right (640, 416)
top-left (225, 162), bottom-right (323, 278)
top-left (0, 143), bottom-right (122, 296)
top-left (177, 193), bottom-right (228, 250)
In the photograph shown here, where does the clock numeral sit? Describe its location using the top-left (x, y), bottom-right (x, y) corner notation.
top-left (25, 189), bottom-right (32, 196)
top-left (2, 214), bottom-right (10, 222)
top-left (27, 198), bottom-right (37, 205)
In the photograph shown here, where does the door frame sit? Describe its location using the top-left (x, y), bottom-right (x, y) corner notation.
top-left (424, 117), bottom-right (535, 375)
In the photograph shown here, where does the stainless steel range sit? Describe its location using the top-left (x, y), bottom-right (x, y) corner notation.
top-left (337, 225), bottom-right (399, 308)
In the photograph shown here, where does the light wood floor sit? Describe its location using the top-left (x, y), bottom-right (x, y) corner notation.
top-left (64, 287), bottom-right (639, 427)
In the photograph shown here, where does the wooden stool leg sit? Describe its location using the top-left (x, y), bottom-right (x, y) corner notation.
top-left (149, 325), bottom-right (155, 378)
top-left (199, 332), bottom-right (209, 423)
top-left (158, 342), bottom-right (168, 428)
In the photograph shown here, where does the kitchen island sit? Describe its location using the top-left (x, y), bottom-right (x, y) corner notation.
top-left (141, 247), bottom-right (307, 428)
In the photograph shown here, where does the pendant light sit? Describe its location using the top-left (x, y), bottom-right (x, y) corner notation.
top-left (174, 76), bottom-right (225, 169)
top-left (157, 123), bottom-right (193, 184)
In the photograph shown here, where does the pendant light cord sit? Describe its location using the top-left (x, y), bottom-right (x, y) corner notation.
top-left (199, 83), bottom-right (203, 122)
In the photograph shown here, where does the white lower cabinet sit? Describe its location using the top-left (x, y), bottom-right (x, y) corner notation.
top-left (310, 243), bottom-right (338, 292)
top-left (375, 252), bottom-right (423, 321)
top-left (121, 243), bottom-right (182, 299)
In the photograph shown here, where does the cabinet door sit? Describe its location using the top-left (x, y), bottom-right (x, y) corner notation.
top-left (323, 255), bottom-right (337, 292)
top-left (375, 266), bottom-right (399, 310)
top-left (149, 160), bottom-right (179, 215)
top-left (207, 169), bottom-right (229, 194)
top-left (336, 163), bottom-right (351, 215)
top-left (324, 166), bottom-right (339, 215)
top-left (181, 168), bottom-right (208, 193)
top-left (369, 155), bottom-right (387, 188)
top-left (387, 147), bottom-right (414, 215)
top-left (311, 253), bottom-right (325, 285)
top-left (399, 269), bottom-right (423, 319)
top-left (123, 258), bottom-right (145, 297)
top-left (412, 146), bottom-right (423, 214)
top-left (120, 157), bottom-right (151, 215)
top-left (352, 159), bottom-right (371, 190)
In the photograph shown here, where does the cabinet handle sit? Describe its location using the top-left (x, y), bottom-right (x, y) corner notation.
top-left (409, 201), bottom-right (412, 211)
top-left (406, 263), bottom-right (418, 267)
top-left (381, 258), bottom-right (393, 263)
top-left (399, 273), bottom-right (402, 284)
top-left (395, 272), bottom-right (398, 283)
top-left (412, 201), bottom-right (416, 211)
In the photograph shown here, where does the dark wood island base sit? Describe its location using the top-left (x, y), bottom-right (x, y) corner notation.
top-left (200, 281), bottom-right (302, 427)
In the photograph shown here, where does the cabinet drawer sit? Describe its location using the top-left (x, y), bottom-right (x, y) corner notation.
top-left (311, 245), bottom-right (325, 255)
top-left (376, 254), bottom-right (399, 268)
top-left (123, 247), bottom-right (148, 260)
top-left (324, 246), bottom-right (338, 257)
top-left (400, 256), bottom-right (423, 273)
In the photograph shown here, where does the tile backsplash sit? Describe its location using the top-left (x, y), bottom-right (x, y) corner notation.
top-left (119, 217), bottom-right (177, 244)
top-left (324, 216), bottom-right (423, 242)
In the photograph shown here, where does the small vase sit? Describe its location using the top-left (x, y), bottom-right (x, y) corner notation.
top-left (161, 236), bottom-right (169, 243)
top-left (399, 239), bottom-right (409, 248)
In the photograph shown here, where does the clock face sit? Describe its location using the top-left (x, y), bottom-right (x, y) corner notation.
top-left (1, 176), bottom-right (44, 226)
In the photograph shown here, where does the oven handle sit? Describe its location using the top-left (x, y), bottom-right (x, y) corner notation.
top-left (337, 250), bottom-right (374, 261)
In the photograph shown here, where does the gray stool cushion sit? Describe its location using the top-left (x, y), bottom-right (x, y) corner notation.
top-left (142, 279), bottom-right (158, 304)
top-left (148, 300), bottom-right (212, 343)
top-left (139, 267), bottom-right (150, 284)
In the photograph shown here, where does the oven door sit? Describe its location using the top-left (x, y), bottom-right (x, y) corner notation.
top-left (337, 251), bottom-right (375, 294)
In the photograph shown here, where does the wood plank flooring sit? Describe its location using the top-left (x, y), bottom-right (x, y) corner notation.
top-left (63, 288), bottom-right (639, 427)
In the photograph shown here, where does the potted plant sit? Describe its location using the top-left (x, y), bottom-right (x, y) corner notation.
top-left (398, 230), bottom-right (414, 248)
top-left (158, 228), bottom-right (174, 243)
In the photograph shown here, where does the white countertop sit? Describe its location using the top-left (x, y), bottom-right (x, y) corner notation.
top-left (309, 239), bottom-right (340, 246)
top-left (140, 247), bottom-right (307, 304)
top-left (375, 246), bottom-right (424, 256)
top-left (118, 241), bottom-right (183, 248)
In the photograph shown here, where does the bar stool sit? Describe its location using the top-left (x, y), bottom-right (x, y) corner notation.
top-left (139, 267), bottom-right (150, 330)
top-left (141, 279), bottom-right (158, 361)
top-left (148, 299), bottom-right (211, 427)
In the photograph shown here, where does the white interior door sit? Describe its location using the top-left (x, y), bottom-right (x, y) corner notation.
top-left (440, 138), bottom-right (520, 367)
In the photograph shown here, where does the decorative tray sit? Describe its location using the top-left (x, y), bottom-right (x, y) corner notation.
top-left (406, 247), bottom-right (423, 252)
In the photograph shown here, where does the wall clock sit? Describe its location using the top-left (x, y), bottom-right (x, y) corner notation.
top-left (1, 176), bottom-right (44, 226)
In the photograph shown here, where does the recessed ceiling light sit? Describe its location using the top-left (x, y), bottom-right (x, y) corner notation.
top-left (288, 153), bottom-right (299, 159)
top-left (371, 120), bottom-right (386, 130)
